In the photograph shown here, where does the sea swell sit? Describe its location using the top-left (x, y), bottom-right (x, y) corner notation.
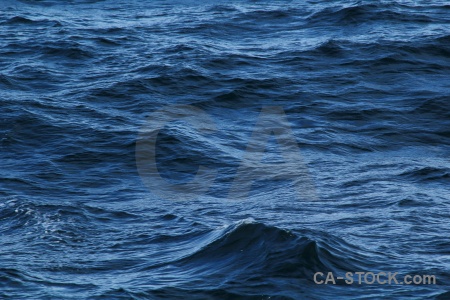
top-left (1, 0), bottom-right (450, 298)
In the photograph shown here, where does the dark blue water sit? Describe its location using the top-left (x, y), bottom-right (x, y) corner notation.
top-left (1, 0), bottom-right (450, 299)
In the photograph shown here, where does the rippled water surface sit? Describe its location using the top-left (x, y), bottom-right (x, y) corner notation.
top-left (1, 0), bottom-right (450, 299)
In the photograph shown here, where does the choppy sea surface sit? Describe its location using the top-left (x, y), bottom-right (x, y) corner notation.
top-left (1, 0), bottom-right (450, 299)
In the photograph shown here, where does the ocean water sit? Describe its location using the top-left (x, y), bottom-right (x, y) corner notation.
top-left (1, 0), bottom-right (450, 299)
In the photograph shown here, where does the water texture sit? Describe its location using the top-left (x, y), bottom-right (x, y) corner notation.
top-left (1, 0), bottom-right (450, 299)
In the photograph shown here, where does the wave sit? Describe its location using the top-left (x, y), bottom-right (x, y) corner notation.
top-left (39, 44), bottom-right (94, 60)
top-left (0, 198), bottom-right (142, 245)
top-left (0, 74), bottom-right (22, 90)
top-left (87, 219), bottom-right (370, 299)
top-left (2, 16), bottom-right (62, 26)
top-left (306, 3), bottom-right (437, 26)
top-left (174, 219), bottom-right (358, 273)
top-left (0, 198), bottom-right (367, 298)
top-left (399, 166), bottom-right (450, 182)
